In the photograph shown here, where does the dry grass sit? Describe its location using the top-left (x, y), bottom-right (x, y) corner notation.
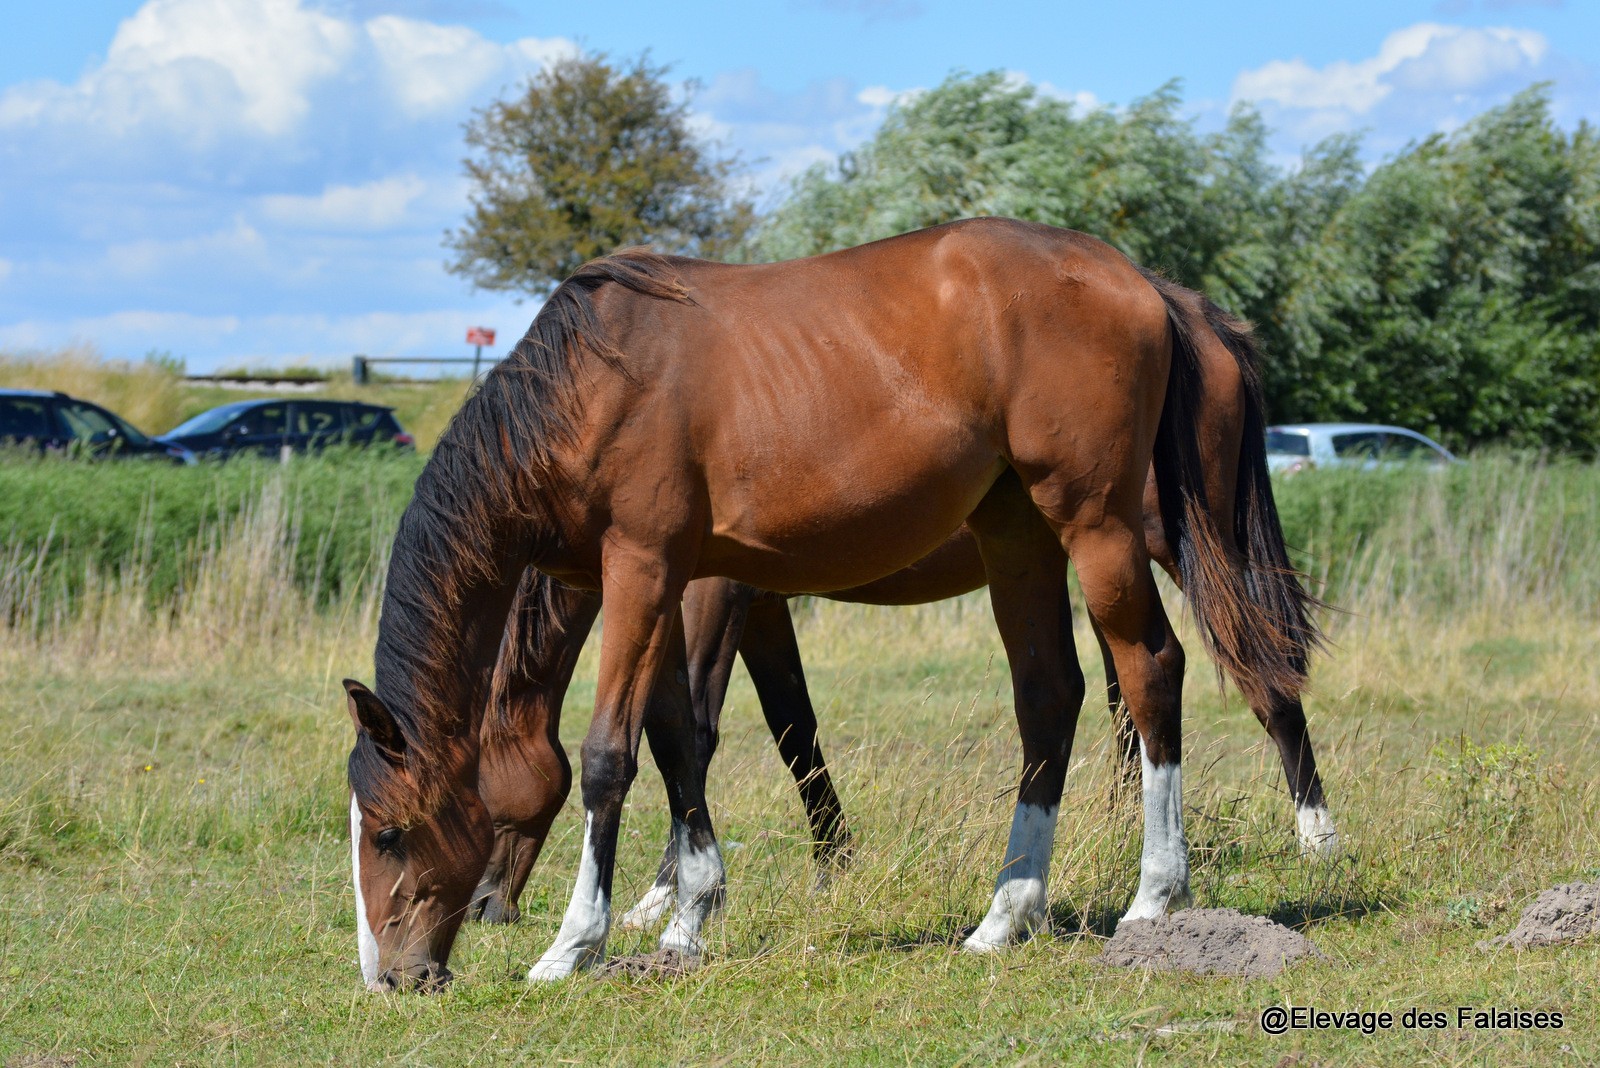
top-left (0, 459), bottom-right (1596, 1063)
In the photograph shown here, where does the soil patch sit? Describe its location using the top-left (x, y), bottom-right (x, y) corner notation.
top-left (601, 948), bottom-right (695, 979)
top-left (1482, 882), bottom-right (1600, 950)
top-left (1097, 908), bottom-right (1323, 978)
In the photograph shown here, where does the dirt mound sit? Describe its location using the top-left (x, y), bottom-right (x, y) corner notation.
top-left (1483, 882), bottom-right (1600, 950)
top-left (1097, 909), bottom-right (1323, 978)
top-left (601, 948), bottom-right (696, 979)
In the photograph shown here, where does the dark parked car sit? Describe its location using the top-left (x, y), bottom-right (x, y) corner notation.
top-left (0, 388), bottom-right (195, 463)
top-left (158, 398), bottom-right (414, 459)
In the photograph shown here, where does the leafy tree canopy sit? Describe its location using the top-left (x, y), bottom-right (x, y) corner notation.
top-left (753, 74), bottom-right (1600, 454)
top-left (446, 51), bottom-right (754, 296)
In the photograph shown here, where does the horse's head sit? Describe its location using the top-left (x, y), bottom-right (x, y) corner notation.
top-left (344, 679), bottom-right (492, 992)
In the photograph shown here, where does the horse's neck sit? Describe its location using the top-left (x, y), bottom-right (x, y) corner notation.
top-left (374, 524), bottom-right (531, 755)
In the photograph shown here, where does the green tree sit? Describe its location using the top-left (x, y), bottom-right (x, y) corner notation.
top-left (446, 51), bottom-right (754, 296)
top-left (1300, 87), bottom-right (1600, 451)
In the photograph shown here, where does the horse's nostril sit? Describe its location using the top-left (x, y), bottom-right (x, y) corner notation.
top-left (420, 965), bottom-right (454, 993)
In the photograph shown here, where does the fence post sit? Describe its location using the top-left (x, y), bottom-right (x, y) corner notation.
top-left (352, 355), bottom-right (368, 385)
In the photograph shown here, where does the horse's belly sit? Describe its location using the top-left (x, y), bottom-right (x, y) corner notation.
top-left (697, 438), bottom-right (1003, 594)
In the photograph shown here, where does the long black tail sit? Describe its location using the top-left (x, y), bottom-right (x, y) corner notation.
top-left (1143, 271), bottom-right (1324, 708)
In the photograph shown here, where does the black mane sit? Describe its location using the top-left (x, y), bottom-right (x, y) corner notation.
top-left (352, 249), bottom-right (691, 820)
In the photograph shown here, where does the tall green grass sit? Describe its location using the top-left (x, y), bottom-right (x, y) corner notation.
top-left (0, 449), bottom-right (421, 627)
top-left (2, 452), bottom-right (1594, 629)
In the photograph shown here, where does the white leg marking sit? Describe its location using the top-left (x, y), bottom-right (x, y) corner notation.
top-left (659, 820), bottom-right (726, 958)
top-left (528, 812), bottom-right (610, 981)
top-left (1121, 745), bottom-right (1192, 923)
top-left (1296, 804), bottom-right (1340, 857)
top-left (962, 803), bottom-right (1058, 952)
top-left (350, 795), bottom-right (380, 988)
top-left (618, 881), bottom-right (675, 931)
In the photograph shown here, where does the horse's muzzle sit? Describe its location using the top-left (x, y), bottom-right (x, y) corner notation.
top-left (368, 962), bottom-right (454, 994)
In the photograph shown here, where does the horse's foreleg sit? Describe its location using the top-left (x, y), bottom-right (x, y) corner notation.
top-left (962, 476), bottom-right (1084, 952)
top-left (529, 558), bottom-right (711, 980)
top-left (1069, 518), bottom-right (1192, 924)
top-left (739, 595), bottom-right (852, 877)
top-left (620, 577), bottom-right (752, 930)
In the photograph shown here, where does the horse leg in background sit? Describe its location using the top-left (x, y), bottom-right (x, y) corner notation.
top-left (472, 572), bottom-right (600, 923)
top-left (1068, 518), bottom-right (1193, 924)
top-left (739, 594), bottom-right (852, 879)
top-left (962, 474), bottom-right (1085, 952)
top-left (530, 554), bottom-right (722, 980)
top-left (620, 577), bottom-right (754, 930)
top-left (1092, 618), bottom-right (1141, 795)
top-left (1256, 694), bottom-right (1337, 854)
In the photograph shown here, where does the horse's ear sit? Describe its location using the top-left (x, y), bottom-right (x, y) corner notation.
top-left (344, 679), bottom-right (405, 758)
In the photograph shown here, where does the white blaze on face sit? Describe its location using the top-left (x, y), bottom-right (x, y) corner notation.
top-left (1121, 744), bottom-right (1193, 923)
top-left (962, 802), bottom-right (1059, 952)
top-left (350, 794), bottom-right (380, 986)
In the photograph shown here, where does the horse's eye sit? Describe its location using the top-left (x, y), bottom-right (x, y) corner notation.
top-left (374, 828), bottom-right (403, 853)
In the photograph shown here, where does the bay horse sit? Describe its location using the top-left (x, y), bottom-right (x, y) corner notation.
top-left (344, 218), bottom-right (1319, 990)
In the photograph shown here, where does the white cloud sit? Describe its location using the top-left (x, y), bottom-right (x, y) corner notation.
top-left (103, 220), bottom-right (266, 279)
top-left (1234, 23), bottom-right (1547, 116)
top-left (0, 259), bottom-right (11, 285)
top-left (1232, 22), bottom-right (1559, 155)
top-left (0, 0), bottom-right (356, 140)
top-left (366, 16), bottom-right (575, 118)
top-left (0, 0), bottom-right (571, 143)
top-left (258, 174), bottom-right (431, 229)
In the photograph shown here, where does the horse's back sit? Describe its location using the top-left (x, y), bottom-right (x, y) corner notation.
top-left (573, 219), bottom-right (1172, 592)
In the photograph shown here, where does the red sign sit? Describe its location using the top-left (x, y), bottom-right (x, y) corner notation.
top-left (466, 326), bottom-right (496, 346)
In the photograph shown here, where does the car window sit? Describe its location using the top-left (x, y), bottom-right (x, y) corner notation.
top-left (167, 404), bottom-right (249, 437)
top-left (1380, 433), bottom-right (1446, 463)
top-left (1332, 432), bottom-right (1384, 459)
top-left (0, 398), bottom-right (55, 441)
top-left (347, 407), bottom-right (388, 432)
top-left (230, 405), bottom-right (287, 437)
top-left (57, 402), bottom-right (119, 441)
top-left (293, 403), bottom-right (345, 437)
top-left (1265, 430), bottom-right (1311, 457)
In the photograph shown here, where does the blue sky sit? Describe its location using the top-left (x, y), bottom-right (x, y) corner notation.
top-left (2, 0), bottom-right (1595, 374)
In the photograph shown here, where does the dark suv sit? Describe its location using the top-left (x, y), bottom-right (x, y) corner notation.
top-left (158, 399), bottom-right (415, 459)
top-left (0, 389), bottom-right (195, 463)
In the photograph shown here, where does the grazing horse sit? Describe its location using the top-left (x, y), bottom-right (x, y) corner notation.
top-left (468, 295), bottom-right (1334, 930)
top-left (344, 218), bottom-right (1319, 990)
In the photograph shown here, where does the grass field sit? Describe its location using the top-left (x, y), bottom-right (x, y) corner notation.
top-left (1, 453), bottom-right (1597, 1064)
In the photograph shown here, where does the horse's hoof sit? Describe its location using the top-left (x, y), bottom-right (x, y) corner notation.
top-left (470, 894), bottom-right (520, 925)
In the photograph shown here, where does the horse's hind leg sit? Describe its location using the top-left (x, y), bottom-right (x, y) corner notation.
top-left (962, 474), bottom-right (1085, 952)
top-left (1092, 618), bottom-right (1141, 793)
top-left (1064, 516), bottom-right (1192, 923)
top-left (1139, 478), bottom-right (1338, 857)
top-left (620, 577), bottom-right (753, 931)
top-left (739, 595), bottom-right (852, 877)
top-left (1255, 694), bottom-right (1338, 854)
